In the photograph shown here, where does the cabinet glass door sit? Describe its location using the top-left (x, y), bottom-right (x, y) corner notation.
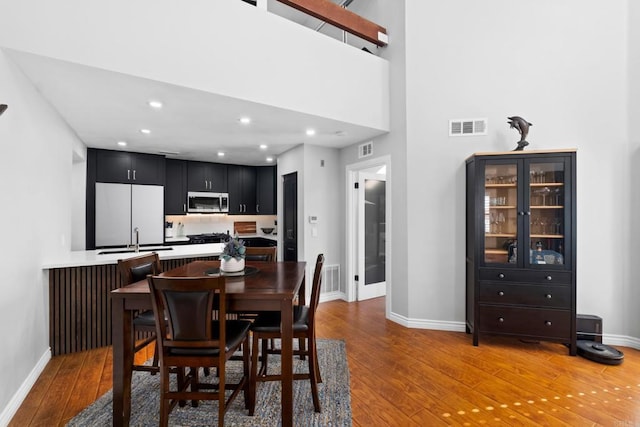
top-left (483, 163), bottom-right (518, 264)
top-left (527, 161), bottom-right (566, 266)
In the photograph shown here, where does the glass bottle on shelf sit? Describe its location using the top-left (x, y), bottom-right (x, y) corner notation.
top-left (528, 161), bottom-right (565, 265)
top-left (483, 163), bottom-right (517, 264)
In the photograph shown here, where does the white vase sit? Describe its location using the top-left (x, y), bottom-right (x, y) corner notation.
top-left (220, 257), bottom-right (245, 273)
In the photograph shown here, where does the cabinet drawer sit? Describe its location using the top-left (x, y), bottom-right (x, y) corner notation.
top-left (479, 268), bottom-right (571, 285)
top-left (479, 283), bottom-right (571, 308)
top-left (479, 305), bottom-right (570, 339)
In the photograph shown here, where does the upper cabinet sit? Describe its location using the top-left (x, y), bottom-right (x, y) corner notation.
top-left (94, 149), bottom-right (165, 185)
top-left (256, 166), bottom-right (277, 215)
top-left (165, 159), bottom-right (187, 215)
top-left (187, 161), bottom-right (227, 192)
top-left (228, 165), bottom-right (257, 214)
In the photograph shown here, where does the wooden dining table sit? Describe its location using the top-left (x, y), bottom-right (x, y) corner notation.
top-left (111, 260), bottom-right (307, 427)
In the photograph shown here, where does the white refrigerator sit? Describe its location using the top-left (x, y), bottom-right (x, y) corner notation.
top-left (95, 182), bottom-right (164, 247)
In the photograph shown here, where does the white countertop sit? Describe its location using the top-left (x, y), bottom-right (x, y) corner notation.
top-left (42, 243), bottom-right (225, 269)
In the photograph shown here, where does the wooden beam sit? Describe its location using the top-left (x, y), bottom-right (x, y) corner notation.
top-left (276, 0), bottom-right (388, 47)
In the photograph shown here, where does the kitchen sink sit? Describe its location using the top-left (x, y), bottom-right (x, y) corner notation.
top-left (97, 247), bottom-right (174, 255)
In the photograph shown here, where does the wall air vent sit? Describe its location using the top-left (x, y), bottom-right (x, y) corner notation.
top-left (449, 118), bottom-right (488, 136)
top-left (358, 141), bottom-right (373, 158)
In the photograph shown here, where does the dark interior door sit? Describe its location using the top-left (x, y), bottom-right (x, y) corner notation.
top-left (283, 172), bottom-right (298, 261)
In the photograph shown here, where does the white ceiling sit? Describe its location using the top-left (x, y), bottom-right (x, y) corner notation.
top-left (6, 0), bottom-right (383, 166)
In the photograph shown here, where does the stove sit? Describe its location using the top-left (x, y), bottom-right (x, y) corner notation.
top-left (186, 233), bottom-right (230, 244)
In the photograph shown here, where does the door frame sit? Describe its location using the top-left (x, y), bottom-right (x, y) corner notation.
top-left (346, 155), bottom-right (391, 317)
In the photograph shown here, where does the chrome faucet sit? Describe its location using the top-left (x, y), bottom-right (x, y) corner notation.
top-left (133, 227), bottom-right (140, 253)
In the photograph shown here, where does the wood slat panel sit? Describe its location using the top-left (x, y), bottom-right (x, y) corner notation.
top-left (48, 256), bottom-right (219, 355)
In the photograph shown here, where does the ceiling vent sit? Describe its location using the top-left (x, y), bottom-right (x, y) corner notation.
top-left (358, 141), bottom-right (373, 158)
top-left (449, 118), bottom-right (488, 136)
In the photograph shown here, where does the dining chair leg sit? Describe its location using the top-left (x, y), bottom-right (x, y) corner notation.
top-left (260, 337), bottom-right (269, 377)
top-left (307, 336), bottom-right (321, 412)
top-left (313, 333), bottom-right (322, 383)
top-left (299, 337), bottom-right (306, 360)
top-left (160, 366), bottom-right (170, 427)
top-left (149, 340), bottom-right (159, 375)
top-left (242, 337), bottom-right (251, 410)
top-left (249, 334), bottom-right (260, 416)
top-left (190, 367), bottom-right (200, 407)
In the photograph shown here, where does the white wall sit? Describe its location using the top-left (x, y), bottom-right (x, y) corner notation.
top-left (0, 0), bottom-right (389, 132)
top-left (339, 0), bottom-right (409, 316)
top-left (339, 0), bottom-right (638, 343)
top-left (277, 144), bottom-right (342, 300)
top-left (403, 0), bottom-right (631, 335)
top-left (0, 49), bottom-right (81, 422)
top-left (302, 145), bottom-right (341, 273)
top-left (627, 0), bottom-right (640, 340)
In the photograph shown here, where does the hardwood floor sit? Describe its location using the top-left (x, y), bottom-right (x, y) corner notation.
top-left (10, 297), bottom-right (640, 426)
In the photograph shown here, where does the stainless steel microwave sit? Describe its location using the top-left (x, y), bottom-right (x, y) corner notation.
top-left (187, 192), bottom-right (229, 213)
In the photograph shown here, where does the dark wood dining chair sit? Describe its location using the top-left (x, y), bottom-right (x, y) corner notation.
top-left (148, 274), bottom-right (252, 427)
top-left (117, 252), bottom-right (162, 374)
top-left (248, 253), bottom-right (325, 415)
top-left (244, 246), bottom-right (277, 262)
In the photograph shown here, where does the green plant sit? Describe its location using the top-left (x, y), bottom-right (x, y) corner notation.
top-left (221, 235), bottom-right (246, 261)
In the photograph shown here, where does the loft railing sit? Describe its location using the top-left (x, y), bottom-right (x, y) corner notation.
top-left (242, 0), bottom-right (388, 47)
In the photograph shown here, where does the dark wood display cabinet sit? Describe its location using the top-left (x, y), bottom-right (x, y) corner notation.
top-left (465, 149), bottom-right (577, 355)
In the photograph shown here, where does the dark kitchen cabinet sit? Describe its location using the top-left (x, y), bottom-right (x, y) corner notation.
top-left (228, 165), bottom-right (256, 214)
top-left (256, 166), bottom-right (277, 214)
top-left (466, 149), bottom-right (576, 355)
top-left (187, 161), bottom-right (227, 192)
top-left (94, 149), bottom-right (164, 185)
top-left (165, 159), bottom-right (187, 215)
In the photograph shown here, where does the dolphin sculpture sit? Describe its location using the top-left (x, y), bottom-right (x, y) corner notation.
top-left (508, 116), bottom-right (532, 151)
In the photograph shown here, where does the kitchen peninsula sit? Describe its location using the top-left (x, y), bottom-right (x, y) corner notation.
top-left (43, 243), bottom-right (224, 355)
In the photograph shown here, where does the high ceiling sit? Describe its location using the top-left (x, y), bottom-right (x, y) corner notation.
top-left (6, 0), bottom-right (384, 166)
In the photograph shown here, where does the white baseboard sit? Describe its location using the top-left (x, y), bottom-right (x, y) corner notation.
top-left (0, 348), bottom-right (51, 427)
top-left (319, 291), bottom-right (346, 303)
top-left (387, 312), bottom-right (640, 351)
top-left (602, 334), bottom-right (640, 350)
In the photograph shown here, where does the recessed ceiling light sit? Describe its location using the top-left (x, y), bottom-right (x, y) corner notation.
top-left (148, 100), bottom-right (163, 109)
top-left (117, 141), bottom-right (127, 147)
top-left (306, 129), bottom-right (316, 136)
top-left (266, 157), bottom-right (274, 163)
top-left (239, 117), bottom-right (251, 125)
top-left (260, 144), bottom-right (268, 150)
top-left (218, 152), bottom-right (225, 157)
top-left (140, 129), bottom-right (151, 134)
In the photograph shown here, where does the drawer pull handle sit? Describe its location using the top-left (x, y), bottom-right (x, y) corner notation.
top-left (498, 273), bottom-right (505, 279)
top-left (546, 275), bottom-right (552, 281)
top-left (498, 291), bottom-right (505, 296)
top-left (545, 321), bottom-right (552, 326)
top-left (545, 294), bottom-right (552, 299)
top-left (498, 317), bottom-right (505, 323)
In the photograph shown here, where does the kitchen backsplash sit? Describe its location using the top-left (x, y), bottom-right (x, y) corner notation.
top-left (165, 214), bottom-right (277, 237)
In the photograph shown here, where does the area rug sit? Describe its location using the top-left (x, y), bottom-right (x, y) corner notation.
top-left (68, 339), bottom-right (351, 426)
